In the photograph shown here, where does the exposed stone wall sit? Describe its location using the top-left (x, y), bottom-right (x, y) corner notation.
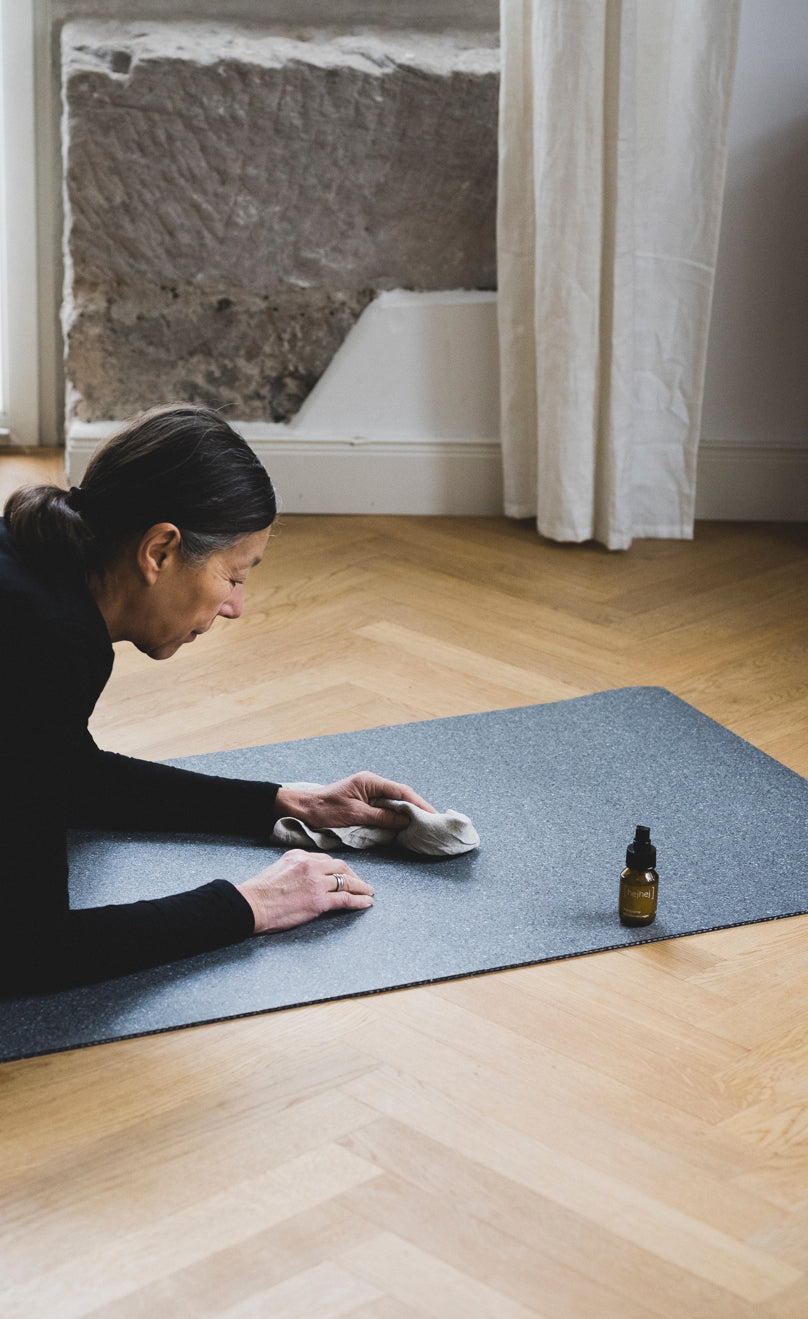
top-left (62, 21), bottom-right (499, 422)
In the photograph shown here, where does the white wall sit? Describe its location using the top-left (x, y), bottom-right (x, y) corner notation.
top-left (701, 0), bottom-right (808, 453)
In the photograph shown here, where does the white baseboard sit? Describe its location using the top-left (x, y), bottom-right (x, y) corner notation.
top-left (66, 426), bottom-right (505, 514)
top-left (248, 434), bottom-right (504, 515)
top-left (694, 442), bottom-right (808, 521)
top-left (67, 425), bottom-right (808, 522)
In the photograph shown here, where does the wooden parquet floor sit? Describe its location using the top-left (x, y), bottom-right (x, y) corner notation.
top-left (2, 453), bottom-right (808, 1317)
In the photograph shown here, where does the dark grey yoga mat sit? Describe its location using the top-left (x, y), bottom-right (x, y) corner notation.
top-left (3, 687), bottom-right (808, 1063)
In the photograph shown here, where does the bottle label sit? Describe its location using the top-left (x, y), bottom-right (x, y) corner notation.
top-left (619, 874), bottom-right (658, 922)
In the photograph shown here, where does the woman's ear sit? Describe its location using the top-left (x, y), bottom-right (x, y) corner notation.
top-left (136, 523), bottom-right (182, 585)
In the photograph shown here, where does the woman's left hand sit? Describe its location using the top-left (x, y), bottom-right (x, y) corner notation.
top-left (274, 771), bottom-right (437, 831)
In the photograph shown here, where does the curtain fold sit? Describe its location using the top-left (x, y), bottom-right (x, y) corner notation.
top-left (497, 0), bottom-right (741, 550)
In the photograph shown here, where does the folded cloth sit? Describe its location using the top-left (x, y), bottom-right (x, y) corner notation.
top-left (272, 782), bottom-right (480, 856)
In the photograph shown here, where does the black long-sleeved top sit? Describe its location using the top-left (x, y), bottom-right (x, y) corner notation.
top-left (0, 521), bottom-right (280, 994)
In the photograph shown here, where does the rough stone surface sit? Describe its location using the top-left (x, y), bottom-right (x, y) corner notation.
top-left (62, 21), bottom-right (499, 422)
top-left (66, 284), bottom-right (375, 423)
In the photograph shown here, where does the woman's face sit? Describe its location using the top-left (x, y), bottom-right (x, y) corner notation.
top-left (136, 527), bottom-right (271, 661)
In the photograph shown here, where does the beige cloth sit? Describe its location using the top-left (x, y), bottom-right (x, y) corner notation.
top-left (273, 782), bottom-right (479, 857)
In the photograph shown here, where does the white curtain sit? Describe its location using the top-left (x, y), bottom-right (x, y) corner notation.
top-left (497, 0), bottom-right (741, 550)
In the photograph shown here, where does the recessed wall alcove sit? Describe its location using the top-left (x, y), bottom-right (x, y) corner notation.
top-left (61, 14), bottom-right (499, 426)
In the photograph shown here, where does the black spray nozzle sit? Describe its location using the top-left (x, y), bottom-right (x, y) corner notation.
top-left (626, 824), bottom-right (656, 871)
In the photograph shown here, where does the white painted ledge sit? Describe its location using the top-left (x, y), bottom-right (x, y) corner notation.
top-left (66, 290), bottom-right (808, 522)
top-left (67, 425), bottom-right (504, 515)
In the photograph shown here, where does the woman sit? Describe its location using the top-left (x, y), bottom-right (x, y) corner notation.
top-left (0, 404), bottom-right (434, 994)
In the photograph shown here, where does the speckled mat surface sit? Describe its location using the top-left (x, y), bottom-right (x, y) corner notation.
top-left (3, 687), bottom-right (808, 1063)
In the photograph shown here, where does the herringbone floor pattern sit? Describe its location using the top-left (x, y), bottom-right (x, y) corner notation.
top-left (2, 455), bottom-right (808, 1318)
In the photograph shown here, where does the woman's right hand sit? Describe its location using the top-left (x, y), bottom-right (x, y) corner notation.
top-left (236, 850), bottom-right (374, 935)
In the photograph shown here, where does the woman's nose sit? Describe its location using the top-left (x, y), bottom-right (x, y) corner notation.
top-left (219, 585), bottom-right (243, 620)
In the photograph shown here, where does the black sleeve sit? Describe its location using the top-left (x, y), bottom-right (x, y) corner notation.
top-left (66, 731), bottom-right (281, 837)
top-left (0, 614), bottom-right (258, 995)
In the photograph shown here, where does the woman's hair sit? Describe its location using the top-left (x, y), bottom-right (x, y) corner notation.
top-left (3, 404), bottom-right (277, 583)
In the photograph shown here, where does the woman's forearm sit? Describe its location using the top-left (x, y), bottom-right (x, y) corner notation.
top-left (1, 877), bottom-right (255, 995)
top-left (66, 734), bottom-right (280, 836)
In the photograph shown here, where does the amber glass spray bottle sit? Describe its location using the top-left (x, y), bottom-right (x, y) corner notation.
top-left (619, 825), bottom-right (658, 927)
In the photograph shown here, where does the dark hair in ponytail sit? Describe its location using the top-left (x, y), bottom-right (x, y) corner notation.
top-left (3, 404), bottom-right (276, 585)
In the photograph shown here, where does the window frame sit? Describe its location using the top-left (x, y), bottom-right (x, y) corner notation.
top-left (0, 0), bottom-right (41, 446)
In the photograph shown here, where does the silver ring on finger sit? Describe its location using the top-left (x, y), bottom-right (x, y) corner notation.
top-left (329, 873), bottom-right (346, 893)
